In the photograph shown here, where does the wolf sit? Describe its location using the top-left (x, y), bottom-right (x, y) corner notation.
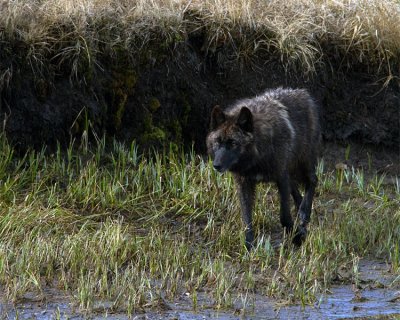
top-left (206, 88), bottom-right (321, 250)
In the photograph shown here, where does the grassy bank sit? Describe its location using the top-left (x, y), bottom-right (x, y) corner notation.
top-left (1, 0), bottom-right (399, 78)
top-left (0, 135), bottom-right (399, 314)
top-left (1, 0), bottom-right (399, 152)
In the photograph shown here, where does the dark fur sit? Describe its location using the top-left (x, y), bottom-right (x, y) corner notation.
top-left (206, 88), bottom-right (321, 250)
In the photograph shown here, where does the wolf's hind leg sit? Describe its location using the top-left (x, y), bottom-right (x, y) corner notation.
top-left (290, 180), bottom-right (303, 211)
top-left (291, 169), bottom-right (317, 246)
top-left (277, 173), bottom-right (294, 233)
top-left (298, 171), bottom-right (317, 227)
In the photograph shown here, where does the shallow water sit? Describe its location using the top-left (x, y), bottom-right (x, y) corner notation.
top-left (1, 260), bottom-right (399, 319)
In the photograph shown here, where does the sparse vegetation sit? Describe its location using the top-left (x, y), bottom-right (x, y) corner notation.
top-left (0, 133), bottom-right (399, 315)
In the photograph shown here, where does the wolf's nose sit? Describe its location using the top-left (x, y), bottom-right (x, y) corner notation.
top-left (213, 164), bottom-right (222, 172)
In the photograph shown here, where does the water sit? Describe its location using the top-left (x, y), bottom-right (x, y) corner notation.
top-left (1, 260), bottom-right (399, 319)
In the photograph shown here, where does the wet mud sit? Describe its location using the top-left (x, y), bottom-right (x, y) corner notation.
top-left (1, 259), bottom-right (399, 319)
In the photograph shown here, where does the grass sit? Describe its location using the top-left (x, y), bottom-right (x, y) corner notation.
top-left (0, 133), bottom-right (399, 315)
top-left (1, 0), bottom-right (399, 81)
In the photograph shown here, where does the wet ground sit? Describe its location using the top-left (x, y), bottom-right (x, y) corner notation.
top-left (1, 260), bottom-right (399, 320)
top-left (1, 143), bottom-right (399, 319)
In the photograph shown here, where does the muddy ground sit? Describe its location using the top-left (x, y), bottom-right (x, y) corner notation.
top-left (1, 260), bottom-right (399, 320)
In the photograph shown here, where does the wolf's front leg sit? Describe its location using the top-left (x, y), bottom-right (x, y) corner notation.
top-left (234, 175), bottom-right (256, 251)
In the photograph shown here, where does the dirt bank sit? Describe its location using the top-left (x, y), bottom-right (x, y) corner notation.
top-left (1, 37), bottom-right (399, 152)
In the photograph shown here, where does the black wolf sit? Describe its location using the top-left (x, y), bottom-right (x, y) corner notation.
top-left (206, 88), bottom-right (321, 250)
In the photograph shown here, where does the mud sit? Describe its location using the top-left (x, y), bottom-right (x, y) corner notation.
top-left (1, 260), bottom-right (399, 319)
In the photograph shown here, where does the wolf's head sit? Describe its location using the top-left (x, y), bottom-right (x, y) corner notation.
top-left (206, 105), bottom-right (254, 173)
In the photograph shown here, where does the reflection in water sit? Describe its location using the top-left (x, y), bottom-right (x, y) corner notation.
top-left (1, 260), bottom-right (399, 319)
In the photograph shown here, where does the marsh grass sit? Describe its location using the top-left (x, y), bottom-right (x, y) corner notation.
top-left (0, 133), bottom-right (399, 314)
top-left (1, 0), bottom-right (399, 81)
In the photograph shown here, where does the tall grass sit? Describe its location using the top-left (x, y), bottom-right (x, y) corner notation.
top-left (1, 0), bottom-right (399, 80)
top-left (0, 134), bottom-right (399, 314)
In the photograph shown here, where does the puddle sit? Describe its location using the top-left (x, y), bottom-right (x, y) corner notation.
top-left (1, 260), bottom-right (399, 319)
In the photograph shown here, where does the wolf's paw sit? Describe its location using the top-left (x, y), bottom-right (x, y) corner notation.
top-left (292, 226), bottom-right (307, 246)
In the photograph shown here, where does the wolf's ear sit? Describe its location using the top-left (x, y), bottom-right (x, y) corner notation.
top-left (210, 105), bottom-right (226, 130)
top-left (237, 107), bottom-right (253, 132)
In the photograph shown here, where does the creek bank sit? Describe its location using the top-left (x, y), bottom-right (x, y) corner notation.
top-left (1, 42), bottom-right (399, 152)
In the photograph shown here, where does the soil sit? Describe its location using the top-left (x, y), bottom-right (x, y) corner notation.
top-left (0, 40), bottom-right (399, 153)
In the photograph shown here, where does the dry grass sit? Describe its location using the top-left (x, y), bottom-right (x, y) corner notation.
top-left (0, 0), bottom-right (399, 79)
